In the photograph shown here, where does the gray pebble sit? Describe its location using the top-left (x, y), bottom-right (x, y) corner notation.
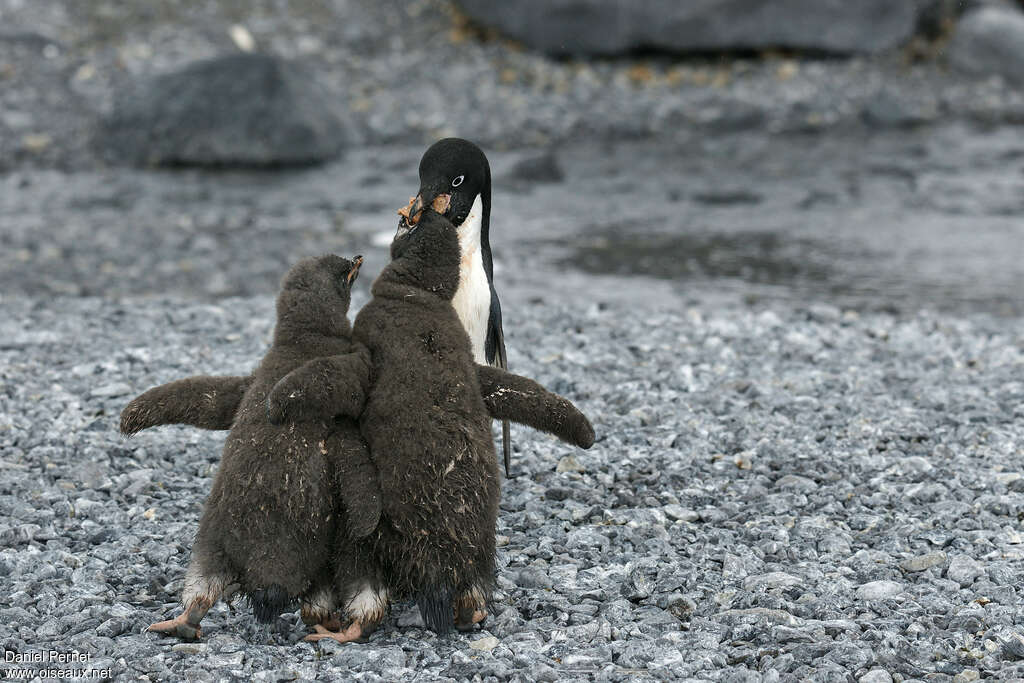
top-left (857, 580), bottom-right (903, 601)
top-left (946, 555), bottom-right (984, 587)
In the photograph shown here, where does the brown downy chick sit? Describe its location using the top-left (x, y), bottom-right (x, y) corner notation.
top-left (351, 206), bottom-right (499, 639)
top-left (125, 255), bottom-right (379, 641)
top-left (275, 207), bottom-right (595, 644)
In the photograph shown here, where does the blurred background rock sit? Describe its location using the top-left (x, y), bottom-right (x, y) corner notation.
top-left (0, 0), bottom-right (1022, 313)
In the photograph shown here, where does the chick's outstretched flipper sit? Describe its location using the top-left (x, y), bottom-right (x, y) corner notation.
top-left (476, 365), bottom-right (595, 449)
top-left (121, 375), bottom-right (252, 435)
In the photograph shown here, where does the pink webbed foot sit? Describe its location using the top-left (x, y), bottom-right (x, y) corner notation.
top-left (454, 591), bottom-right (488, 632)
top-left (148, 614), bottom-right (202, 641)
top-left (455, 608), bottom-right (487, 632)
top-left (303, 621), bottom-right (366, 644)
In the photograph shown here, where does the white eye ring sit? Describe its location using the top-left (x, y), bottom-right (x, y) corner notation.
top-left (451, 175), bottom-right (464, 187)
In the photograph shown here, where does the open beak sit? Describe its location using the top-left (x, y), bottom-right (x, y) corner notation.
top-left (397, 194), bottom-right (424, 226)
top-left (347, 255), bottom-right (363, 284)
top-left (397, 192), bottom-right (451, 227)
top-left (407, 194), bottom-right (425, 221)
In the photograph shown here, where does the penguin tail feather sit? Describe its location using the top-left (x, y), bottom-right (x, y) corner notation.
top-left (246, 584), bottom-right (294, 624)
top-left (417, 587), bottom-right (454, 634)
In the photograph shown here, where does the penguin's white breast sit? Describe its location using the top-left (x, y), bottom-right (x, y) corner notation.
top-left (451, 194), bottom-right (490, 364)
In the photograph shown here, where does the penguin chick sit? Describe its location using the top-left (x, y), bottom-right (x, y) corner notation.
top-left (346, 206), bottom-right (498, 640)
top-left (124, 255), bottom-right (380, 640)
top-left (280, 208), bottom-right (595, 643)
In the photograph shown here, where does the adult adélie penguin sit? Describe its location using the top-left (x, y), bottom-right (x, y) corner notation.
top-left (402, 138), bottom-right (512, 476)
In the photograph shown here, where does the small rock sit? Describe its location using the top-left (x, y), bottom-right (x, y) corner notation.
top-left (2, 110), bottom-right (34, 130)
top-left (996, 472), bottom-right (1022, 485)
top-left (743, 572), bottom-right (800, 591)
top-left (648, 646), bottom-right (685, 669)
top-left (857, 580), bottom-right (903, 601)
top-left (775, 474), bottom-right (818, 492)
top-left (946, 555), bottom-right (984, 587)
top-left (1000, 632), bottom-right (1024, 660)
top-left (663, 505), bottom-right (699, 522)
top-left (35, 619), bottom-right (62, 638)
top-left (517, 567), bottom-right (553, 590)
top-left (22, 133), bottom-right (52, 152)
top-left (948, 5), bottom-right (1024, 86)
top-left (556, 455), bottom-right (585, 473)
top-left (544, 486), bottom-right (572, 501)
top-left (807, 303), bottom-right (841, 322)
top-left (228, 24), bottom-right (256, 52)
top-left (859, 670), bottom-right (894, 683)
top-left (96, 618), bottom-right (128, 638)
top-left (717, 608), bottom-right (803, 627)
top-left (900, 551), bottom-right (946, 573)
top-left (171, 642), bottom-right (207, 655)
top-left (530, 664), bottom-right (560, 682)
top-left (470, 635), bottom-right (499, 651)
top-left (206, 652), bottom-right (245, 667)
top-left (953, 669), bottom-right (980, 683)
top-left (90, 383), bottom-right (132, 398)
top-left (862, 88), bottom-right (935, 128)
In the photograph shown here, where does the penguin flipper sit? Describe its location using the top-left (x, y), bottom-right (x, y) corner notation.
top-left (121, 375), bottom-right (252, 436)
top-left (325, 426), bottom-right (382, 539)
top-left (476, 365), bottom-right (595, 450)
top-left (484, 290), bottom-right (512, 477)
top-left (266, 348), bottom-right (371, 425)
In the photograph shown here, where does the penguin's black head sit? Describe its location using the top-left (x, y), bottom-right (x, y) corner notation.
top-left (401, 138), bottom-right (490, 231)
top-left (275, 254), bottom-right (362, 339)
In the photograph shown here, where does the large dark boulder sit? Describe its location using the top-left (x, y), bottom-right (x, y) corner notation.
top-left (457, 0), bottom-right (919, 56)
top-left (948, 4), bottom-right (1024, 87)
top-left (99, 53), bottom-right (351, 167)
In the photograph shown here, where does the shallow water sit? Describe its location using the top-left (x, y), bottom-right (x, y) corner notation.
top-left (2, 124), bottom-right (1022, 316)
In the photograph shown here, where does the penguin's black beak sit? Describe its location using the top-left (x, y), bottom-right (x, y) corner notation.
top-left (347, 255), bottom-right (363, 284)
top-left (402, 189), bottom-right (452, 225)
top-left (407, 194), bottom-right (425, 221)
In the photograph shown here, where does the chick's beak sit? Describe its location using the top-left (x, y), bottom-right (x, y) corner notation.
top-left (347, 255), bottom-right (363, 284)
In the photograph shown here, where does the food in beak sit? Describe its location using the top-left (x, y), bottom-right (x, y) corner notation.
top-left (431, 194), bottom-right (451, 214)
top-left (397, 194), bottom-right (451, 226)
top-left (397, 196), bottom-right (419, 224)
